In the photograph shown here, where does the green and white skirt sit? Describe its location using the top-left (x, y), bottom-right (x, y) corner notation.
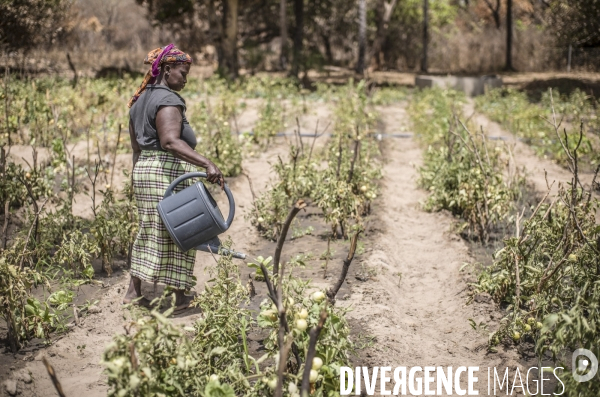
top-left (130, 151), bottom-right (198, 290)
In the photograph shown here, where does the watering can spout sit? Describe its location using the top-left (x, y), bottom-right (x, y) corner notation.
top-left (196, 236), bottom-right (247, 260)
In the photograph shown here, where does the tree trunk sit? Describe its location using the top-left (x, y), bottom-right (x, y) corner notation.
top-left (421, 0), bottom-right (429, 73)
top-left (356, 0), bottom-right (367, 74)
top-left (280, 0), bottom-right (288, 70)
top-left (366, 0), bottom-right (398, 70)
top-left (321, 33), bottom-right (333, 64)
top-left (291, 0), bottom-right (304, 78)
top-left (483, 0), bottom-right (501, 29)
top-left (505, 0), bottom-right (514, 71)
top-left (221, 0), bottom-right (239, 79)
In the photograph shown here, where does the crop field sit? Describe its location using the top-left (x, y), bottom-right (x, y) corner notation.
top-left (0, 73), bottom-right (599, 397)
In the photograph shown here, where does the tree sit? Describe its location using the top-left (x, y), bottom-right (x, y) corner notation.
top-left (137, 0), bottom-right (240, 78)
top-left (482, 0), bottom-right (501, 29)
top-left (505, 0), bottom-right (514, 70)
top-left (547, 0), bottom-right (600, 47)
top-left (290, 0), bottom-right (304, 78)
top-left (221, 0), bottom-right (239, 78)
top-left (280, 0), bottom-right (288, 69)
top-left (355, 0), bottom-right (367, 74)
top-left (0, 0), bottom-right (72, 54)
top-left (367, 0), bottom-right (398, 69)
top-left (421, 0), bottom-right (429, 72)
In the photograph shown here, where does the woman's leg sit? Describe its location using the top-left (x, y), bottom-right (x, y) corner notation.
top-left (173, 289), bottom-right (195, 311)
top-left (122, 276), bottom-right (152, 307)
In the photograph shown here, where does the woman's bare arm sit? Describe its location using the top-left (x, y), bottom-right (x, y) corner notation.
top-left (129, 118), bottom-right (141, 167)
top-left (156, 106), bottom-right (224, 187)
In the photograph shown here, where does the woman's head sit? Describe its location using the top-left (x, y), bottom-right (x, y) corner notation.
top-left (128, 44), bottom-right (192, 108)
top-left (160, 63), bottom-right (190, 92)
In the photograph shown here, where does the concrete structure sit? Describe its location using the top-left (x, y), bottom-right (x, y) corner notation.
top-left (415, 75), bottom-right (503, 96)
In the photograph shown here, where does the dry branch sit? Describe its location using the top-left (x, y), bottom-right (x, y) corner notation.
top-left (300, 310), bottom-right (328, 397)
top-left (347, 138), bottom-right (360, 184)
top-left (274, 334), bottom-right (294, 397)
top-left (19, 198), bottom-right (49, 270)
top-left (260, 262), bottom-right (302, 373)
top-left (295, 117), bottom-right (304, 153)
top-left (66, 52), bottom-right (77, 88)
top-left (110, 124), bottom-right (122, 189)
top-left (72, 305), bottom-right (79, 327)
top-left (241, 169), bottom-right (257, 204)
top-left (2, 200), bottom-right (9, 249)
top-left (326, 231), bottom-right (361, 303)
top-left (514, 208), bottom-right (525, 307)
top-left (42, 357), bottom-right (67, 397)
top-left (273, 199), bottom-right (307, 276)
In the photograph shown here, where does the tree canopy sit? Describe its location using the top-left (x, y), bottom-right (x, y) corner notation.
top-left (0, 0), bottom-right (72, 53)
top-left (548, 0), bottom-right (600, 47)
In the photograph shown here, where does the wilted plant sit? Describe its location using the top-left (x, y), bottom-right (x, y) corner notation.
top-left (476, 87), bottom-right (599, 169)
top-left (0, 256), bottom-right (53, 352)
top-left (411, 88), bottom-right (523, 243)
top-left (472, 102), bottom-right (600, 396)
top-left (250, 80), bottom-right (382, 240)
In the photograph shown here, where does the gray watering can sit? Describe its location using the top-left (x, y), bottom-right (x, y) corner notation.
top-left (157, 172), bottom-right (246, 259)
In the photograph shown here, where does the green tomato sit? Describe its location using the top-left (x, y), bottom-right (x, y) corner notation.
top-left (295, 319), bottom-right (308, 331)
top-left (536, 322), bottom-right (543, 330)
top-left (527, 317), bottom-right (536, 326)
top-left (297, 308), bottom-right (308, 319)
top-left (311, 291), bottom-right (325, 303)
top-left (512, 331), bottom-right (521, 342)
top-left (262, 309), bottom-right (277, 322)
top-left (312, 357), bottom-right (323, 370)
top-left (288, 382), bottom-right (298, 393)
top-left (309, 369), bottom-right (318, 383)
top-left (523, 324), bottom-right (531, 332)
top-left (267, 378), bottom-right (277, 390)
top-left (209, 374), bottom-right (219, 382)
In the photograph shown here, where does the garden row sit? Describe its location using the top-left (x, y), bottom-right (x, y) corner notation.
top-left (411, 87), bottom-right (600, 397)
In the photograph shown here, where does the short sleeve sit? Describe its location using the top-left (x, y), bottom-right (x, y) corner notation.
top-left (155, 91), bottom-right (186, 113)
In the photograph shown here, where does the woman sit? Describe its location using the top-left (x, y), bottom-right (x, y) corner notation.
top-left (123, 44), bottom-right (224, 311)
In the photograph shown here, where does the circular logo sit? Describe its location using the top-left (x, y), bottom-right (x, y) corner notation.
top-left (572, 349), bottom-right (598, 383)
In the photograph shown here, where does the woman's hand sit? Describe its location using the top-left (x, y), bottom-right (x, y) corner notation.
top-left (206, 161), bottom-right (224, 189)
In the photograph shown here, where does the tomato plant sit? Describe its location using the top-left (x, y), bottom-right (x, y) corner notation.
top-left (476, 87), bottom-right (599, 169)
top-left (410, 88), bottom-right (524, 243)
top-left (249, 80), bottom-right (382, 240)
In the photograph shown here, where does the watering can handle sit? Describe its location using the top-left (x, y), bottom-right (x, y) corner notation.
top-left (163, 172), bottom-right (235, 229)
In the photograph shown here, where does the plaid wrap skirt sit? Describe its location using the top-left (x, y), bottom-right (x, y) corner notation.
top-left (130, 151), bottom-right (198, 290)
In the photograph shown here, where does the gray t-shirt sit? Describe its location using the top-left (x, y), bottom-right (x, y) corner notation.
top-left (129, 85), bottom-right (197, 151)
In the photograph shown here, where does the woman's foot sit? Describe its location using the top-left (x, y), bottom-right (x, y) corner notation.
top-left (123, 296), bottom-right (153, 308)
top-left (122, 276), bottom-right (152, 308)
top-left (173, 290), bottom-right (195, 312)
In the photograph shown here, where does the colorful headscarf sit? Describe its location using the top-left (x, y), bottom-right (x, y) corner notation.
top-left (128, 44), bottom-right (193, 108)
